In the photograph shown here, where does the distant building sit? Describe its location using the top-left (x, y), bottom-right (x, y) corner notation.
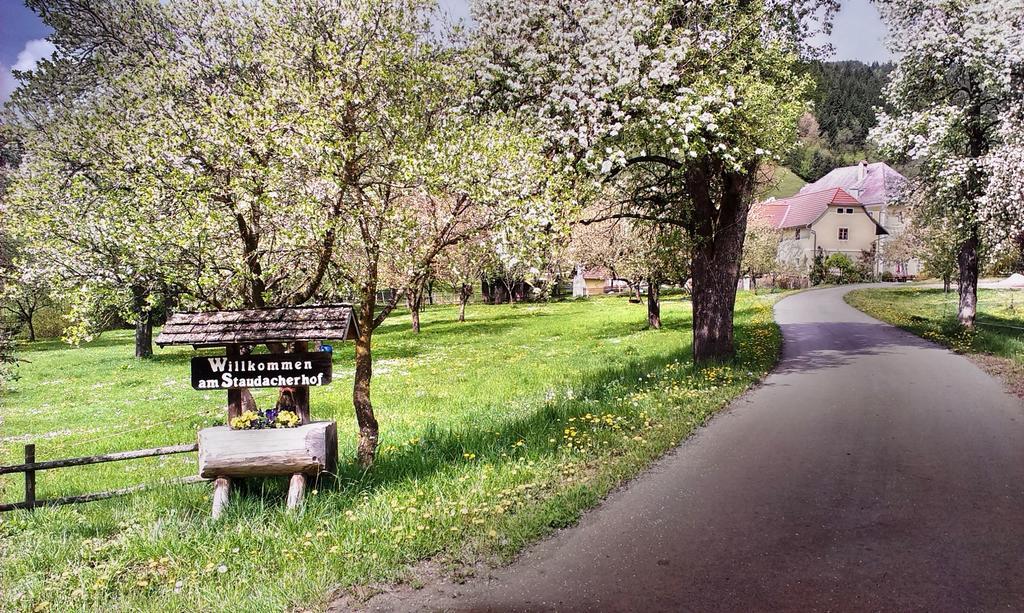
top-left (754, 161), bottom-right (921, 279)
top-left (799, 161), bottom-right (920, 277)
top-left (572, 266), bottom-right (629, 297)
top-left (753, 187), bottom-right (888, 272)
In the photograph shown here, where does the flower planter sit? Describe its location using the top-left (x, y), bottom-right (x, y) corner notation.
top-left (198, 420), bottom-right (337, 479)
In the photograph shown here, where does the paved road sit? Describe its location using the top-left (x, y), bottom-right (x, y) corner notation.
top-left (364, 286), bottom-right (1024, 612)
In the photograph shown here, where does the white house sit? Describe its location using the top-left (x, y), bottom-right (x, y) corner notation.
top-left (798, 161), bottom-right (921, 278)
top-left (753, 186), bottom-right (888, 272)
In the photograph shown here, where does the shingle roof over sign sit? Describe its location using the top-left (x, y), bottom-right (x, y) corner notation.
top-left (156, 304), bottom-right (358, 347)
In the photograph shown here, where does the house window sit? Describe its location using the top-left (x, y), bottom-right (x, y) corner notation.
top-left (836, 208), bottom-right (845, 214)
top-left (838, 227), bottom-right (849, 241)
top-left (846, 208), bottom-right (855, 214)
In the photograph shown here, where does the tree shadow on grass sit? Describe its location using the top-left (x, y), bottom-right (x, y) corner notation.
top-left (15, 333), bottom-right (136, 354)
top-left (373, 317), bottom-right (519, 345)
top-left (328, 342), bottom-right (694, 493)
top-left (974, 313), bottom-right (1024, 338)
top-left (238, 315), bottom-right (774, 508)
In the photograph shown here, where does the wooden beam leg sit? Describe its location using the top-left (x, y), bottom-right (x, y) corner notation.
top-left (212, 476), bottom-right (231, 519)
top-left (293, 341), bottom-right (311, 425)
top-left (286, 473), bottom-right (306, 511)
top-left (226, 345), bottom-right (242, 424)
top-left (295, 386), bottom-right (311, 424)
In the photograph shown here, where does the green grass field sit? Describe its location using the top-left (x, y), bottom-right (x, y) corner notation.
top-left (758, 166), bottom-right (806, 200)
top-left (846, 287), bottom-right (1024, 360)
top-left (1, 293), bottom-right (782, 612)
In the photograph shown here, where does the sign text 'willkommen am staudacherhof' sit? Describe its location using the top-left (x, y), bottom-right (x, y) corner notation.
top-left (190, 353), bottom-right (332, 390)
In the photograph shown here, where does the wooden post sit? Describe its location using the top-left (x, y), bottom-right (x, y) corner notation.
top-left (211, 476), bottom-right (231, 519)
top-left (24, 444), bottom-right (36, 511)
top-left (226, 345), bottom-right (242, 424)
top-left (293, 341), bottom-right (311, 424)
top-left (286, 473), bottom-right (306, 511)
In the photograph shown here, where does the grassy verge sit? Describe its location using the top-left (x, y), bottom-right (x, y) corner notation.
top-left (1, 293), bottom-right (781, 612)
top-left (845, 287), bottom-right (1024, 360)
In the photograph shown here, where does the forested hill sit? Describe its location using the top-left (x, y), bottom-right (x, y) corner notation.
top-left (809, 60), bottom-right (894, 151)
top-left (785, 60), bottom-right (895, 184)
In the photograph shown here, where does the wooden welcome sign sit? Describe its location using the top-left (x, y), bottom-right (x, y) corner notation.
top-left (190, 353), bottom-right (332, 389)
top-left (156, 304), bottom-right (357, 518)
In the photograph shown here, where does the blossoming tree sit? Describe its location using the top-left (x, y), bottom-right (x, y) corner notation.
top-left (435, 235), bottom-right (493, 323)
top-left (8, 0), bottom-right (560, 465)
top-left (469, 0), bottom-right (835, 361)
top-left (742, 216), bottom-right (783, 290)
top-left (570, 216), bottom-right (688, 328)
top-left (871, 0), bottom-right (1024, 327)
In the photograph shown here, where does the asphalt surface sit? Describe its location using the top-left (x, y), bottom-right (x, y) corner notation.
top-left (364, 286), bottom-right (1024, 612)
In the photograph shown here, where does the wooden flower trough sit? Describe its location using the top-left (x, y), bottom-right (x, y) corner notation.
top-left (156, 304), bottom-right (358, 518)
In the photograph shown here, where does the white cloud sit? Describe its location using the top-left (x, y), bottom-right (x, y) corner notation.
top-left (12, 39), bottom-right (56, 72)
top-left (0, 65), bottom-right (17, 104)
top-left (1, 38), bottom-right (55, 104)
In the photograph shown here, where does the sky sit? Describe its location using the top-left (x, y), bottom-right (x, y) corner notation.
top-left (0, 0), bottom-right (893, 104)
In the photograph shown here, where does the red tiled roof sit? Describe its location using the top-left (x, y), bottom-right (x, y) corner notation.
top-left (751, 203), bottom-right (789, 228)
top-left (753, 188), bottom-right (860, 229)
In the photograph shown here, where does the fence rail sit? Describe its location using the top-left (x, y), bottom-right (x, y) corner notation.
top-left (1, 442), bottom-right (202, 512)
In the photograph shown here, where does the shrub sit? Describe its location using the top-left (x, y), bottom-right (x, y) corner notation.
top-left (810, 250), bottom-right (827, 285)
top-left (824, 253), bottom-right (861, 284)
top-left (30, 304), bottom-right (68, 339)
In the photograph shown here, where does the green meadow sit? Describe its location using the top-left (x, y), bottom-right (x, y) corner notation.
top-left (846, 287), bottom-right (1024, 361)
top-left (1, 293), bottom-right (781, 612)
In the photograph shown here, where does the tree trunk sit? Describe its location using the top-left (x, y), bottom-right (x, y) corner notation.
top-left (691, 242), bottom-right (742, 361)
top-left (134, 313), bottom-right (153, 358)
top-left (943, 275), bottom-right (951, 294)
top-left (687, 162), bottom-right (756, 363)
top-left (647, 279), bottom-right (661, 329)
top-left (26, 314), bottom-right (36, 342)
top-left (957, 234), bottom-right (979, 328)
top-left (353, 296), bottom-right (379, 467)
top-left (957, 87), bottom-right (985, 329)
top-left (131, 285), bottom-right (153, 358)
top-left (481, 276), bottom-right (492, 304)
top-left (407, 289), bottom-right (422, 334)
top-left (458, 283), bottom-right (471, 322)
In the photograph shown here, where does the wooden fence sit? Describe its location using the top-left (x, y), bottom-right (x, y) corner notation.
top-left (0, 442), bottom-right (203, 512)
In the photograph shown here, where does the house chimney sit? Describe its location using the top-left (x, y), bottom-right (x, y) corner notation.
top-left (858, 160), bottom-right (868, 182)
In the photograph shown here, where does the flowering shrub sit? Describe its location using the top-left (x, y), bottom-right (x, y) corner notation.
top-left (229, 408), bottom-right (300, 430)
